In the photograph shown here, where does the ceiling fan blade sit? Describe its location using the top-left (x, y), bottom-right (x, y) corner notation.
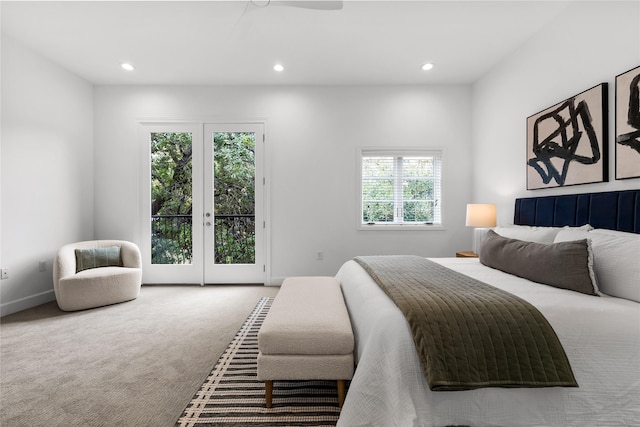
top-left (270, 1), bottom-right (343, 10)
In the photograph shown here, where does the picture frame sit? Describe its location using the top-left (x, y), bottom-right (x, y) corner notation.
top-left (526, 83), bottom-right (608, 190)
top-left (615, 65), bottom-right (640, 180)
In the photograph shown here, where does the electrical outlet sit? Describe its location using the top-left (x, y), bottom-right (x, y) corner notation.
top-left (39, 261), bottom-right (47, 272)
top-left (1, 269), bottom-right (8, 280)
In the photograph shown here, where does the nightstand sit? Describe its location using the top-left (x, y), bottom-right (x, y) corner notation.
top-left (456, 251), bottom-right (478, 258)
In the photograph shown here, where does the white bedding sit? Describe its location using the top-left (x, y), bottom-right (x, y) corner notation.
top-left (335, 257), bottom-right (640, 427)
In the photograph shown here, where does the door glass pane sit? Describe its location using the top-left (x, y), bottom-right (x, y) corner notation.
top-left (150, 132), bottom-right (193, 264)
top-left (213, 132), bottom-right (256, 264)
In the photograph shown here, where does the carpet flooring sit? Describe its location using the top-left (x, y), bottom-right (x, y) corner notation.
top-left (176, 297), bottom-right (342, 427)
top-left (0, 285), bottom-right (279, 427)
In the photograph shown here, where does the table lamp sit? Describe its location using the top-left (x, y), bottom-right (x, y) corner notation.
top-left (466, 204), bottom-right (497, 255)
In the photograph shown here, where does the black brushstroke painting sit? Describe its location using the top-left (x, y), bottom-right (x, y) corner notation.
top-left (528, 97), bottom-right (600, 186)
top-left (526, 83), bottom-right (607, 189)
top-left (616, 72), bottom-right (640, 154)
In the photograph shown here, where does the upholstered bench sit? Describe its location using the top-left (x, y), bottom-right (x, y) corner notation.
top-left (257, 276), bottom-right (355, 408)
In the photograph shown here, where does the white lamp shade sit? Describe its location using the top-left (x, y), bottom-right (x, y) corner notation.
top-left (465, 204), bottom-right (497, 227)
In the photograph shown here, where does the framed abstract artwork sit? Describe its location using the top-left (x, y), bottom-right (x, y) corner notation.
top-left (615, 65), bottom-right (640, 180)
top-left (526, 83), bottom-right (608, 190)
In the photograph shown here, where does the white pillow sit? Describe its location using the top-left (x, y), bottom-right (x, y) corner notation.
top-left (554, 229), bottom-right (640, 303)
top-left (590, 228), bottom-right (639, 237)
top-left (493, 224), bottom-right (592, 245)
top-left (553, 228), bottom-right (591, 241)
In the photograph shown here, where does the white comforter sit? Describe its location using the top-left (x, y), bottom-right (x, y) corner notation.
top-left (335, 258), bottom-right (640, 427)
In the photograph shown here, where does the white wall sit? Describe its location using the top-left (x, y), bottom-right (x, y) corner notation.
top-left (0, 35), bottom-right (94, 315)
top-left (93, 85), bottom-right (473, 283)
top-left (471, 1), bottom-right (640, 225)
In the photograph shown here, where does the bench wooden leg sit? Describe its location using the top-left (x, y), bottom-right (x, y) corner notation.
top-left (265, 380), bottom-right (273, 408)
top-left (337, 379), bottom-right (347, 408)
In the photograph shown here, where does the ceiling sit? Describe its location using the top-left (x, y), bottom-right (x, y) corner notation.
top-left (0, 0), bottom-right (574, 86)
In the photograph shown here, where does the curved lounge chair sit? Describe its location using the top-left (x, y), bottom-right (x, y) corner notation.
top-left (53, 240), bottom-right (142, 311)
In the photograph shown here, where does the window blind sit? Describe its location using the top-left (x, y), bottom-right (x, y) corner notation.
top-left (361, 150), bottom-right (442, 225)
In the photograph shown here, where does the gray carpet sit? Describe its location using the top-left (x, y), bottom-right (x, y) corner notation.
top-left (0, 284), bottom-right (279, 427)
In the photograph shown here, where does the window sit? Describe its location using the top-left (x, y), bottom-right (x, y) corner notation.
top-left (359, 149), bottom-right (442, 228)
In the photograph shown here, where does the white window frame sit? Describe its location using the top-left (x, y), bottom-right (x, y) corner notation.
top-left (357, 147), bottom-right (445, 231)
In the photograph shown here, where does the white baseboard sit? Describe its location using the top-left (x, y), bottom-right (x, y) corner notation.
top-left (0, 290), bottom-right (56, 317)
top-left (267, 276), bottom-right (285, 286)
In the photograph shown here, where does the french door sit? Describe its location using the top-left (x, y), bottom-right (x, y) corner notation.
top-left (203, 124), bottom-right (265, 283)
top-left (140, 122), bottom-right (266, 285)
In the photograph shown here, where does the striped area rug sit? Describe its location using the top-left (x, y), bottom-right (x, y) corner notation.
top-left (175, 297), bottom-right (342, 427)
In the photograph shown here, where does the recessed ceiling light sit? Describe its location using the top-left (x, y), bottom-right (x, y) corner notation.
top-left (273, 64), bottom-right (284, 72)
top-left (421, 63), bottom-right (434, 71)
top-left (121, 63), bottom-right (135, 71)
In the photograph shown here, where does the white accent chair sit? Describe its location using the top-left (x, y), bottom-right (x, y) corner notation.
top-left (53, 240), bottom-right (142, 311)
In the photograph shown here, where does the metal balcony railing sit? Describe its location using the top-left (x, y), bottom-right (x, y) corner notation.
top-left (151, 214), bottom-right (193, 264)
top-left (151, 214), bottom-right (255, 265)
top-left (213, 214), bottom-right (256, 264)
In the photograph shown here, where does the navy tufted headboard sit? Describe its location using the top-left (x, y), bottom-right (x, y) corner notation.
top-left (514, 190), bottom-right (640, 234)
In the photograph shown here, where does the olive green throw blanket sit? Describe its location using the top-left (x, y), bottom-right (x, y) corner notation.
top-left (354, 256), bottom-right (578, 391)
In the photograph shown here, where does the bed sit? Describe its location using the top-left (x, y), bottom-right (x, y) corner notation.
top-left (335, 190), bottom-right (640, 427)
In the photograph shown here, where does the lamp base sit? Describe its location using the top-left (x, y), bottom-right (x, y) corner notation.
top-left (472, 228), bottom-right (492, 255)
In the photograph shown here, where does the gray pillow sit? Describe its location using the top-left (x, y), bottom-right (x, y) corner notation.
top-left (479, 230), bottom-right (597, 296)
top-left (75, 246), bottom-right (123, 273)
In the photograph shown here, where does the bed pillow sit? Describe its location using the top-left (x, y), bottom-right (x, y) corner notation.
top-left (75, 246), bottom-right (123, 273)
top-left (555, 229), bottom-right (640, 302)
top-left (480, 230), bottom-right (598, 295)
top-left (589, 228), bottom-right (640, 237)
top-left (492, 224), bottom-right (592, 244)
